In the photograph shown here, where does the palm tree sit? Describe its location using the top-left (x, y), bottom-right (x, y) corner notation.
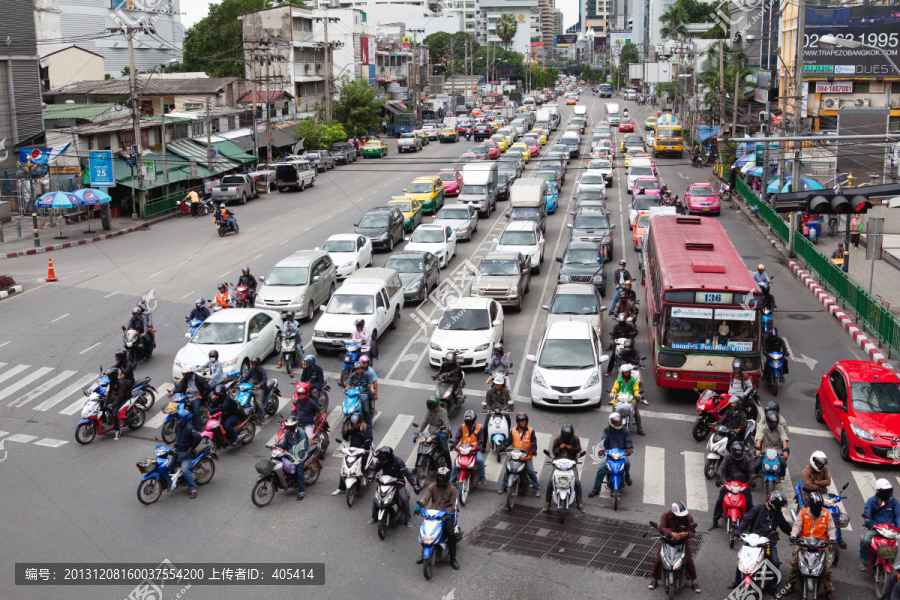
top-left (495, 13), bottom-right (518, 50)
top-left (659, 5), bottom-right (689, 41)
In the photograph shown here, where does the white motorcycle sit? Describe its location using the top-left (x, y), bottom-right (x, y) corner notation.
top-left (483, 400), bottom-right (514, 462)
top-left (735, 532), bottom-right (780, 595)
top-left (613, 393), bottom-right (636, 430)
top-left (543, 448), bottom-right (586, 523)
top-left (704, 419), bottom-right (757, 479)
top-left (335, 441), bottom-right (373, 508)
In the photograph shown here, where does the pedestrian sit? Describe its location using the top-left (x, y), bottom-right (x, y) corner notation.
top-left (381, 120), bottom-right (387, 134)
top-left (850, 214), bottom-right (861, 248)
top-left (183, 189), bottom-right (201, 218)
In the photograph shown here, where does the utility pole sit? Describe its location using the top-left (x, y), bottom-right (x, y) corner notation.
top-left (731, 53), bottom-right (741, 138)
top-left (206, 99), bottom-right (212, 169)
top-left (786, 0), bottom-right (806, 258)
top-left (465, 38), bottom-right (469, 101)
top-left (315, 15), bottom-right (341, 121)
top-left (718, 38), bottom-right (725, 128)
top-left (692, 48), bottom-right (698, 146)
top-left (265, 44), bottom-right (273, 161)
top-left (409, 29), bottom-right (425, 127)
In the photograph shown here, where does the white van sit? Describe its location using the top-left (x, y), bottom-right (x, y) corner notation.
top-left (509, 177), bottom-right (548, 234)
top-left (534, 109), bottom-right (552, 131)
top-left (544, 104), bottom-right (560, 129)
top-left (573, 105), bottom-right (587, 118)
top-left (605, 102), bottom-right (621, 126)
top-left (312, 267), bottom-right (405, 352)
top-left (460, 162), bottom-right (499, 218)
top-left (443, 116), bottom-right (459, 131)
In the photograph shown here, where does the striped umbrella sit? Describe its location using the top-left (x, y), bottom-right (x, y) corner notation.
top-left (734, 152), bottom-right (755, 168)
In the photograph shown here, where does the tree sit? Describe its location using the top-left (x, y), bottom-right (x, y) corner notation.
top-left (616, 42), bottom-right (640, 88)
top-left (495, 13), bottom-right (518, 49)
top-left (697, 47), bottom-right (755, 126)
top-left (333, 76), bottom-right (385, 138)
top-left (294, 119), bottom-right (347, 150)
top-left (659, 4), bottom-right (689, 40)
top-left (424, 32), bottom-right (478, 74)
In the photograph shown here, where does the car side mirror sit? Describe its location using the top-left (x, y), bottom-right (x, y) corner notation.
top-left (652, 313), bottom-right (661, 327)
top-left (313, 275), bottom-right (321, 282)
top-left (832, 400), bottom-right (845, 410)
top-left (610, 223), bottom-right (616, 229)
top-left (184, 332), bottom-right (191, 338)
top-left (566, 224), bottom-right (573, 229)
top-left (319, 305), bottom-right (327, 312)
top-left (431, 319), bottom-right (440, 326)
top-left (526, 354), bottom-right (536, 363)
top-left (600, 354), bottom-right (610, 364)
top-left (250, 333), bottom-right (259, 340)
top-left (556, 256), bottom-right (563, 263)
top-left (493, 319), bottom-right (501, 326)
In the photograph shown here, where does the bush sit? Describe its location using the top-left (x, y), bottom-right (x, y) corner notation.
top-left (0, 275), bottom-right (15, 289)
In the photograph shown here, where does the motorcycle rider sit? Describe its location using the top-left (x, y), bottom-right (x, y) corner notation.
top-left (499, 412), bottom-right (540, 497)
top-left (589, 412), bottom-right (634, 498)
top-left (277, 310), bottom-right (300, 369)
top-left (300, 355), bottom-right (325, 402)
top-left (753, 410), bottom-right (789, 476)
top-left (609, 363), bottom-right (646, 433)
top-left (784, 492), bottom-right (837, 600)
top-left (125, 306), bottom-right (151, 357)
top-left (484, 343), bottom-right (510, 376)
top-left (766, 400), bottom-right (790, 435)
top-left (170, 408), bottom-right (203, 499)
top-left (609, 260), bottom-right (633, 314)
top-left (237, 267), bottom-right (257, 306)
top-left (210, 283), bottom-right (234, 311)
top-left (198, 349), bottom-right (225, 388)
top-left (207, 384), bottom-right (240, 445)
top-left (432, 351), bottom-right (464, 401)
top-left (359, 355), bottom-right (378, 407)
top-left (710, 441), bottom-right (756, 530)
top-left (611, 283), bottom-right (638, 322)
top-left (753, 264), bottom-right (771, 289)
top-left (860, 479), bottom-right (900, 571)
top-left (108, 350), bottom-right (136, 440)
top-left (189, 298), bottom-right (210, 323)
top-left (609, 337), bottom-right (642, 378)
top-left (274, 416), bottom-right (309, 502)
top-left (170, 367), bottom-right (211, 431)
top-left (414, 467), bottom-right (460, 570)
top-left (607, 313), bottom-right (638, 356)
top-left (367, 446), bottom-right (419, 528)
top-left (543, 424), bottom-right (585, 513)
top-left (331, 413), bottom-right (373, 496)
top-left (215, 203), bottom-right (237, 232)
top-left (241, 357), bottom-right (269, 429)
top-left (136, 299), bottom-right (155, 349)
top-left (763, 327), bottom-right (790, 383)
top-left (348, 361), bottom-right (376, 431)
top-left (692, 145), bottom-right (702, 167)
top-left (727, 358), bottom-right (756, 417)
top-left (351, 319), bottom-right (373, 359)
top-left (418, 396), bottom-right (453, 470)
top-left (728, 491), bottom-right (792, 589)
top-left (449, 410), bottom-right (486, 486)
top-left (648, 501), bottom-right (701, 593)
top-left (292, 382), bottom-right (324, 442)
top-left (484, 374), bottom-right (512, 433)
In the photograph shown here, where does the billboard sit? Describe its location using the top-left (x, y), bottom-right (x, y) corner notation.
top-left (556, 34), bottom-right (577, 45)
top-left (609, 32), bottom-right (632, 60)
top-left (360, 36), bottom-right (370, 65)
top-left (803, 8), bottom-right (900, 77)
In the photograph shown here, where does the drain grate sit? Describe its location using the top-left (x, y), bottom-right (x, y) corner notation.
top-left (463, 505), bottom-right (706, 576)
top-left (786, 313), bottom-right (813, 320)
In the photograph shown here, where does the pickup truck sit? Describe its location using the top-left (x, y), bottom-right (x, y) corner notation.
top-left (306, 150), bottom-right (335, 172)
top-left (396, 132), bottom-right (422, 153)
top-left (210, 174), bottom-right (259, 205)
top-left (422, 124), bottom-right (439, 140)
top-left (328, 142), bottom-right (357, 164)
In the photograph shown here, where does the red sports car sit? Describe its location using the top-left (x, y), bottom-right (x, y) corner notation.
top-left (816, 360), bottom-right (900, 464)
top-left (618, 118), bottom-right (635, 132)
top-left (437, 170), bottom-right (463, 196)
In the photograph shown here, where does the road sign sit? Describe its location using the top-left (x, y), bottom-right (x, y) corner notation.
top-left (125, 156), bottom-right (137, 166)
top-left (142, 160), bottom-right (156, 181)
top-left (88, 151), bottom-right (114, 187)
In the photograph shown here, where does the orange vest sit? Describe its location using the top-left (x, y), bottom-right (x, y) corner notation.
top-left (215, 292), bottom-right (232, 308)
top-left (799, 507), bottom-right (831, 539)
top-left (459, 423), bottom-right (482, 446)
top-left (511, 427), bottom-right (534, 461)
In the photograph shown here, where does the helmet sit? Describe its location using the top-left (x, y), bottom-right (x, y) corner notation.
top-left (730, 441), bottom-right (744, 461)
top-left (757, 264), bottom-right (766, 272)
top-left (242, 267), bottom-right (250, 274)
top-left (295, 383), bottom-right (310, 398)
top-left (560, 424), bottom-right (574, 443)
top-left (176, 409), bottom-right (191, 424)
top-left (132, 307), bottom-right (141, 315)
top-left (115, 349), bottom-right (127, 361)
top-left (624, 339), bottom-right (634, 349)
top-left (445, 351), bottom-right (458, 363)
top-left (810, 451), bottom-right (827, 472)
top-left (208, 350), bottom-right (219, 360)
top-left (283, 416), bottom-right (299, 429)
top-left (619, 363), bottom-right (633, 374)
top-left (181, 367), bottom-right (194, 377)
top-left (877, 478), bottom-right (894, 501)
top-left (608, 412), bottom-right (623, 430)
top-left (137, 299), bottom-right (147, 309)
top-left (765, 411), bottom-right (779, 430)
top-left (671, 501), bottom-right (689, 517)
top-left (493, 374), bottom-right (505, 385)
top-left (464, 410), bottom-right (476, 428)
top-left (624, 280), bottom-right (633, 288)
top-left (355, 319), bottom-right (365, 328)
top-left (196, 298), bottom-right (204, 307)
top-left (303, 355), bottom-right (315, 367)
top-left (435, 466), bottom-right (451, 487)
top-left (732, 358), bottom-right (744, 372)
top-left (515, 412), bottom-right (529, 426)
top-left (353, 361), bottom-right (364, 370)
top-left (250, 356), bottom-right (261, 365)
top-left (376, 446), bottom-right (394, 463)
top-left (218, 283), bottom-right (227, 291)
top-left (105, 367), bottom-right (120, 379)
top-left (285, 311), bottom-right (295, 320)
top-left (617, 313), bottom-right (626, 323)
top-left (214, 384), bottom-right (227, 396)
top-left (220, 203), bottom-right (226, 208)
top-left (359, 356), bottom-right (371, 364)
top-left (770, 327), bottom-right (779, 337)
top-left (765, 401), bottom-right (780, 414)
top-left (767, 490), bottom-right (787, 510)
top-left (808, 492), bottom-right (824, 513)
top-left (494, 342), bottom-right (503, 351)
top-left (426, 396), bottom-right (441, 410)
top-left (349, 413), bottom-right (363, 427)
top-left (619, 260), bottom-right (626, 266)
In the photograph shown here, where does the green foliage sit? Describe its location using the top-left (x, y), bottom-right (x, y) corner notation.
top-left (659, 5), bottom-right (689, 40)
top-left (424, 32), bottom-right (479, 73)
top-left (698, 47), bottom-right (755, 126)
top-left (472, 45), bottom-right (523, 78)
top-left (495, 13), bottom-right (518, 47)
top-left (332, 76), bottom-right (385, 138)
top-left (293, 119), bottom-right (347, 150)
top-left (616, 43), bottom-right (640, 87)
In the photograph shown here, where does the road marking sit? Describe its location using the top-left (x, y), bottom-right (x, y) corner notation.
top-left (79, 343), bottom-right (101, 355)
top-left (103, 291), bottom-right (119, 298)
top-left (50, 313), bottom-right (70, 323)
top-left (148, 269), bottom-right (167, 278)
top-left (34, 374), bottom-right (97, 411)
top-left (782, 338), bottom-right (818, 371)
top-left (253, 253), bottom-right (265, 261)
top-left (180, 290), bottom-right (196, 299)
top-left (576, 437), bottom-right (590, 478)
top-left (683, 451), bottom-right (708, 512)
top-left (9, 370), bottom-right (77, 408)
top-left (145, 410), bottom-right (168, 430)
top-left (219, 272), bottom-right (230, 279)
top-left (5, 434), bottom-right (37, 444)
top-left (374, 414), bottom-right (414, 453)
top-left (0, 367), bottom-right (52, 402)
top-left (0, 430), bottom-right (7, 439)
top-left (60, 396), bottom-right (89, 415)
top-left (0, 342), bottom-right (8, 349)
top-left (851, 471), bottom-right (877, 510)
top-left (34, 438), bottom-right (68, 448)
top-left (642, 446), bottom-right (665, 505)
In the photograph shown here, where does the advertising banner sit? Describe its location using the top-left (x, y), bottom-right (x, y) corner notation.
top-left (803, 9), bottom-right (900, 77)
top-left (360, 36), bottom-right (370, 65)
top-left (670, 307), bottom-right (713, 319)
top-left (556, 34), bottom-right (577, 45)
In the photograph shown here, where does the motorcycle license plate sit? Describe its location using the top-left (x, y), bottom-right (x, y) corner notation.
top-left (697, 382), bottom-right (716, 391)
top-left (558, 396), bottom-right (573, 403)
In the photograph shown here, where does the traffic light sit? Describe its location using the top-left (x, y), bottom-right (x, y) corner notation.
top-left (773, 185), bottom-right (900, 214)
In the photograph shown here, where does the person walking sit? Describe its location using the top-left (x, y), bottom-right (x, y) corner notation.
top-left (850, 214), bottom-right (861, 248)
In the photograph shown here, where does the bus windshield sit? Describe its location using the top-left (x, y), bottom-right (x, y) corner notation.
top-left (660, 305), bottom-right (760, 353)
top-left (657, 126), bottom-right (683, 139)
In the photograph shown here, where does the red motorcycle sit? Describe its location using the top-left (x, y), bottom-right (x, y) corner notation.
top-left (692, 390), bottom-right (731, 441)
top-left (232, 284), bottom-right (253, 308)
top-left (865, 523), bottom-right (900, 598)
top-left (721, 480), bottom-right (750, 548)
top-left (454, 443), bottom-right (479, 506)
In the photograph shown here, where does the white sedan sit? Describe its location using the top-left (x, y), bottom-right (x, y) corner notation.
top-left (432, 204), bottom-right (478, 241)
top-left (495, 220), bottom-right (544, 274)
top-left (320, 234), bottom-right (373, 279)
top-left (173, 308), bottom-right (282, 384)
top-left (405, 224), bottom-right (457, 268)
top-left (428, 297), bottom-right (504, 369)
top-left (527, 320), bottom-right (609, 407)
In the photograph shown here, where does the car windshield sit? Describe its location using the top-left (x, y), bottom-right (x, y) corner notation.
top-left (364, 143), bottom-right (379, 148)
top-left (479, 259), bottom-right (519, 276)
top-left (535, 172), bottom-right (555, 182)
top-left (574, 214), bottom-right (610, 228)
top-left (576, 190), bottom-right (606, 201)
top-left (635, 179), bottom-right (660, 189)
top-left (401, 133), bottom-right (416, 138)
top-left (438, 308), bottom-right (491, 331)
top-left (510, 207), bottom-right (541, 219)
top-left (633, 197), bottom-right (657, 211)
top-left (461, 185), bottom-right (487, 194)
top-left (264, 266), bottom-right (308, 286)
top-left (500, 231), bottom-right (537, 245)
top-left (551, 145), bottom-right (568, 153)
top-left (550, 294), bottom-right (598, 315)
top-left (630, 167), bottom-right (655, 178)
top-left (540, 161), bottom-right (561, 169)
top-left (391, 202), bottom-right (414, 213)
top-left (851, 382), bottom-right (900, 414)
top-left (437, 208), bottom-right (470, 220)
top-left (691, 186), bottom-right (715, 197)
top-left (637, 216), bottom-right (650, 228)
top-left (407, 183), bottom-right (432, 194)
top-left (385, 257), bottom-right (424, 273)
top-left (323, 240), bottom-right (355, 253)
top-left (358, 215), bottom-right (389, 228)
top-left (590, 162), bottom-right (612, 170)
top-left (438, 172), bottom-right (458, 181)
top-left (564, 249), bottom-right (601, 264)
top-left (581, 175), bottom-right (605, 185)
top-left (497, 161), bottom-right (517, 170)
top-left (471, 147), bottom-right (487, 154)
top-left (539, 339), bottom-right (594, 369)
top-left (410, 229), bottom-right (445, 243)
top-left (191, 322), bottom-right (245, 345)
top-left (327, 294), bottom-right (374, 315)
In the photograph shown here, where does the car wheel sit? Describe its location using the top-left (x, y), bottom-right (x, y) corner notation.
top-left (388, 234), bottom-right (394, 252)
top-left (840, 432), bottom-right (851, 462)
top-left (299, 180), bottom-right (305, 192)
top-left (305, 302), bottom-right (315, 322)
top-left (815, 396), bottom-right (825, 423)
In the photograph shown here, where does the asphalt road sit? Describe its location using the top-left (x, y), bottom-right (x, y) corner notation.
top-left (0, 92), bottom-right (889, 600)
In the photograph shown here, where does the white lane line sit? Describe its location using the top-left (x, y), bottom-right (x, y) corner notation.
top-left (148, 269), bottom-right (167, 278)
top-left (374, 414), bottom-right (414, 454)
top-left (253, 253), bottom-right (265, 261)
top-left (533, 432), bottom-right (553, 481)
top-left (79, 342), bottom-right (101, 355)
top-left (50, 313), bottom-right (70, 323)
top-left (246, 228), bottom-right (256, 233)
top-left (60, 395), bottom-right (90, 415)
top-left (684, 451), bottom-right (709, 512)
top-left (5, 434), bottom-right (38, 443)
top-left (219, 272), bottom-right (230, 279)
top-left (9, 370), bottom-right (77, 408)
top-left (0, 366), bottom-right (36, 391)
top-left (642, 446), bottom-right (665, 505)
top-left (576, 438), bottom-right (590, 478)
top-left (0, 342), bottom-right (8, 349)
top-left (34, 438), bottom-right (68, 448)
top-left (279, 240), bottom-right (288, 246)
top-left (0, 367), bottom-right (54, 403)
top-left (0, 430), bottom-right (7, 439)
top-left (35, 374), bottom-right (97, 411)
top-left (103, 291), bottom-right (119, 298)
top-left (181, 290), bottom-right (196, 299)
top-left (145, 410), bottom-right (168, 430)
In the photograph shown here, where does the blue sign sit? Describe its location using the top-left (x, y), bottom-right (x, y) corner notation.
top-left (89, 151), bottom-right (114, 187)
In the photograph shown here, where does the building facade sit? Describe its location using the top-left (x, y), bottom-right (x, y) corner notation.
top-left (477, 0), bottom-right (539, 57)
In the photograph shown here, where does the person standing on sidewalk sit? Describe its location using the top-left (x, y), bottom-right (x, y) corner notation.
top-left (850, 214), bottom-right (861, 248)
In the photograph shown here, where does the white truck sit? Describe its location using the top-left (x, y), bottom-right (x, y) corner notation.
top-left (605, 102), bottom-right (621, 126)
top-left (534, 109), bottom-right (553, 132)
top-left (460, 162), bottom-right (499, 218)
top-left (211, 174), bottom-right (259, 205)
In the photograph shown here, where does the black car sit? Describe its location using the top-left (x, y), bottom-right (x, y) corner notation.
top-left (538, 157), bottom-right (566, 185)
top-left (497, 159), bottom-right (522, 184)
top-left (384, 251), bottom-right (441, 303)
top-left (355, 206), bottom-right (405, 252)
top-left (306, 150), bottom-right (335, 172)
top-left (473, 124), bottom-right (492, 141)
top-left (568, 206), bottom-right (615, 262)
top-left (497, 173), bottom-right (512, 200)
top-left (556, 240), bottom-right (608, 296)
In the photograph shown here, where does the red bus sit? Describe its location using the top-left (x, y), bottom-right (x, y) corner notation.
top-left (643, 215), bottom-right (764, 391)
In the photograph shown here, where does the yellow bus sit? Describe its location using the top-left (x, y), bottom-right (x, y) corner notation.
top-left (653, 114), bottom-right (683, 158)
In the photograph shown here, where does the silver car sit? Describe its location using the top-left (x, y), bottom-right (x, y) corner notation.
top-left (255, 250), bottom-right (337, 321)
top-left (542, 283), bottom-right (604, 334)
top-left (433, 204), bottom-right (479, 241)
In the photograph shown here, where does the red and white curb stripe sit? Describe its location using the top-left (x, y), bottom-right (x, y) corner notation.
top-left (788, 259), bottom-right (898, 373)
top-left (0, 284), bottom-right (23, 298)
top-left (1, 226), bottom-right (144, 260)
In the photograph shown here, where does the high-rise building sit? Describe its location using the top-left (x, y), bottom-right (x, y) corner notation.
top-left (552, 8), bottom-right (563, 36)
top-left (477, 0), bottom-right (539, 57)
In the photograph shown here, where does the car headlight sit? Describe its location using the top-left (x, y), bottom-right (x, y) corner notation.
top-left (474, 343), bottom-right (490, 352)
top-left (509, 285), bottom-right (517, 295)
top-left (406, 278), bottom-right (423, 291)
top-left (533, 371), bottom-right (547, 388)
top-left (456, 226), bottom-right (469, 233)
top-left (592, 275), bottom-right (604, 283)
top-left (851, 423), bottom-right (876, 442)
top-left (292, 294), bottom-right (305, 305)
top-left (341, 261), bottom-right (354, 269)
top-left (585, 371), bottom-right (599, 388)
top-left (314, 330), bottom-right (325, 337)
top-left (221, 358), bottom-right (238, 368)
top-left (376, 232), bottom-right (389, 240)
top-left (430, 342), bottom-right (442, 351)
top-left (559, 275), bottom-right (570, 283)
top-left (435, 250), bottom-right (444, 256)
top-left (173, 359), bottom-right (183, 369)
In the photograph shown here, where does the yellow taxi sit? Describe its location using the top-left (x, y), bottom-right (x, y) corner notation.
top-left (362, 139), bottom-right (388, 158)
top-left (413, 129), bottom-right (430, 146)
top-left (644, 117), bottom-right (657, 131)
top-left (490, 133), bottom-right (509, 151)
top-left (507, 143), bottom-right (531, 163)
top-left (387, 197), bottom-right (424, 231)
top-left (439, 127), bottom-right (459, 143)
top-left (487, 121), bottom-right (501, 132)
top-left (620, 134), bottom-right (645, 153)
top-left (623, 147), bottom-right (646, 168)
top-left (404, 175), bottom-right (445, 214)
top-left (532, 128), bottom-right (549, 145)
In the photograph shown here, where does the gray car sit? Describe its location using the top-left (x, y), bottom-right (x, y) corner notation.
top-left (256, 249), bottom-right (337, 321)
top-left (433, 204), bottom-right (478, 241)
top-left (542, 283), bottom-right (605, 333)
top-left (384, 251), bottom-right (440, 303)
top-left (306, 150), bottom-right (336, 172)
top-left (470, 252), bottom-right (532, 312)
top-left (556, 240), bottom-right (608, 296)
top-left (568, 206), bottom-right (615, 263)
top-left (496, 159), bottom-right (522, 185)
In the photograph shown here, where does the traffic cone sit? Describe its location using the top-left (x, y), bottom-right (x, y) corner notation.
top-left (46, 258), bottom-right (58, 282)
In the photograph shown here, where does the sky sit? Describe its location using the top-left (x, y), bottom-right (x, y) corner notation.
top-left (557, 0), bottom-right (579, 31)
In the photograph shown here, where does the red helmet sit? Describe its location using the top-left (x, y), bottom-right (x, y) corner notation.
top-left (293, 381), bottom-right (311, 398)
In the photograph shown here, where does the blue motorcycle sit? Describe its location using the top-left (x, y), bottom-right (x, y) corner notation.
top-left (340, 343), bottom-right (362, 386)
top-left (136, 443), bottom-right (218, 504)
top-left (417, 508), bottom-right (461, 580)
top-left (339, 385), bottom-right (366, 432)
top-left (160, 393), bottom-right (194, 444)
top-left (184, 317), bottom-right (203, 344)
top-left (234, 379), bottom-right (281, 424)
top-left (793, 481), bottom-right (851, 566)
top-left (766, 351), bottom-right (784, 396)
top-left (604, 448), bottom-right (628, 511)
top-left (760, 448), bottom-right (783, 494)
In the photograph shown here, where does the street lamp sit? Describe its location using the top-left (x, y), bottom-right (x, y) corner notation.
top-left (818, 34), bottom-right (900, 76)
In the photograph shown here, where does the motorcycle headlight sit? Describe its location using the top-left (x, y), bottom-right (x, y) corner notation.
top-left (533, 371), bottom-right (547, 388)
top-left (851, 423), bottom-right (875, 442)
top-left (430, 342), bottom-right (442, 352)
top-left (419, 530), bottom-right (440, 544)
top-left (475, 343), bottom-right (490, 352)
top-left (585, 371), bottom-right (599, 388)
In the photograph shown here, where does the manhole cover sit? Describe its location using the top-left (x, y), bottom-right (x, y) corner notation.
top-left (803, 388), bottom-right (818, 398)
top-left (463, 505), bottom-right (706, 576)
top-left (786, 313), bottom-right (813, 321)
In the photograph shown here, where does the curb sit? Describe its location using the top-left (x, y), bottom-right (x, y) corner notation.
top-left (0, 284), bottom-right (23, 298)
top-left (1, 226), bottom-right (145, 259)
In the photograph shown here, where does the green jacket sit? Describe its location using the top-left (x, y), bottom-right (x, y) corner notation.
top-left (611, 374), bottom-right (639, 396)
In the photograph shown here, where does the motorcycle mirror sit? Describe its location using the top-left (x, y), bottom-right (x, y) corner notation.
top-left (600, 354), bottom-right (610, 364)
top-left (579, 450), bottom-right (587, 458)
top-left (507, 400), bottom-right (515, 405)
top-left (689, 522), bottom-right (698, 530)
top-left (412, 423), bottom-right (419, 428)
top-left (842, 482), bottom-right (849, 491)
top-left (121, 326), bottom-right (126, 331)
top-left (338, 382), bottom-right (345, 389)
top-left (801, 486), bottom-right (811, 493)
top-left (335, 438), bottom-right (342, 444)
top-left (543, 449), bottom-right (551, 457)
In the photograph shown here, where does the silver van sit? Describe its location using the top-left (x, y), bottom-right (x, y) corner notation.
top-left (460, 162), bottom-right (499, 218)
top-left (256, 249), bottom-right (337, 321)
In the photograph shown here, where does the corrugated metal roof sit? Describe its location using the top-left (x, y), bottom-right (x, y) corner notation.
top-left (212, 140), bottom-right (257, 164)
top-left (43, 103), bottom-right (117, 121)
top-left (166, 139), bottom-right (241, 174)
top-left (50, 77), bottom-right (239, 97)
top-left (238, 90), bottom-right (294, 104)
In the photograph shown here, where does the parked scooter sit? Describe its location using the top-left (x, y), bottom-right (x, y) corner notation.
top-left (335, 439), bottom-right (373, 508)
top-left (411, 425), bottom-right (451, 488)
top-left (340, 343), bottom-right (362, 386)
top-left (649, 520), bottom-right (699, 598)
top-left (250, 440), bottom-right (323, 507)
top-left (136, 442), bottom-right (218, 504)
top-left (791, 536), bottom-right (835, 599)
top-left (719, 480), bottom-right (751, 548)
top-left (543, 448), bottom-right (586, 523)
top-left (793, 482), bottom-right (850, 566)
top-left (766, 351), bottom-right (784, 396)
top-left (734, 532), bottom-right (781, 595)
top-left (418, 507), bottom-right (462, 580)
top-left (864, 522), bottom-right (900, 599)
top-left (75, 383), bottom-right (146, 445)
top-left (435, 371), bottom-right (465, 417)
top-left (482, 401), bottom-right (514, 462)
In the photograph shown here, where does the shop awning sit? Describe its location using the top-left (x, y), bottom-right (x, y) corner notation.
top-left (166, 139), bottom-right (241, 174)
top-left (294, 76), bottom-right (324, 83)
top-left (211, 140), bottom-right (258, 164)
top-left (383, 103), bottom-right (401, 114)
top-left (261, 129), bottom-right (297, 148)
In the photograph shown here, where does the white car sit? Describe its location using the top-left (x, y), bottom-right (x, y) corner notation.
top-left (527, 320), bottom-right (609, 407)
top-left (422, 124), bottom-right (439, 140)
top-left (405, 224), bottom-right (458, 268)
top-left (572, 173), bottom-right (608, 197)
top-left (428, 297), bottom-right (504, 369)
top-left (433, 204), bottom-right (478, 241)
top-left (495, 220), bottom-right (544, 274)
top-left (627, 163), bottom-right (657, 194)
top-left (586, 159), bottom-right (613, 186)
top-left (320, 234), bottom-right (373, 279)
top-left (173, 308), bottom-right (282, 383)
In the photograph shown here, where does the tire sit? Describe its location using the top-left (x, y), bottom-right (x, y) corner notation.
top-left (318, 391), bottom-right (329, 414)
top-left (252, 478), bottom-right (276, 507)
top-left (729, 522), bottom-right (736, 548)
top-left (833, 545), bottom-right (841, 567)
top-left (240, 359), bottom-right (250, 380)
top-left (193, 457), bottom-right (215, 486)
top-left (285, 354), bottom-right (293, 375)
top-left (389, 309), bottom-right (399, 330)
top-left (765, 478), bottom-right (775, 495)
top-left (346, 485), bottom-right (356, 508)
top-left (875, 564), bottom-right (888, 599)
top-left (416, 461), bottom-right (430, 488)
top-left (241, 193), bottom-right (247, 205)
top-left (299, 180), bottom-right (305, 192)
top-left (305, 459), bottom-right (321, 485)
top-left (506, 480), bottom-right (518, 510)
top-left (815, 397), bottom-right (825, 423)
top-left (240, 420), bottom-right (256, 445)
top-left (175, 208), bottom-right (184, 218)
top-left (704, 457), bottom-right (717, 480)
top-left (137, 478), bottom-right (163, 505)
top-left (424, 552), bottom-right (435, 579)
top-left (496, 448), bottom-right (502, 463)
top-left (388, 234), bottom-right (394, 252)
top-left (613, 493), bottom-right (619, 511)
top-left (264, 396), bottom-right (279, 417)
top-left (840, 432), bottom-right (851, 462)
top-left (340, 368), bottom-right (351, 387)
top-left (771, 374), bottom-right (778, 396)
top-left (161, 420), bottom-right (176, 444)
top-left (458, 477), bottom-right (469, 506)
top-left (136, 389), bottom-right (155, 411)
top-left (75, 422), bottom-right (96, 445)
top-left (691, 418), bottom-right (709, 442)
top-left (305, 302), bottom-right (315, 322)
top-left (309, 177), bottom-right (314, 187)
top-left (668, 573), bottom-right (676, 600)
top-left (126, 408), bottom-right (146, 430)
top-left (378, 516), bottom-right (388, 540)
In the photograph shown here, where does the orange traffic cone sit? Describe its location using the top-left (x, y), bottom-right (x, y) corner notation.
top-left (46, 258), bottom-right (58, 282)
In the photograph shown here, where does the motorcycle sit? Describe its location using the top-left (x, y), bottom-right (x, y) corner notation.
top-left (335, 440), bottom-right (373, 508)
top-left (762, 306), bottom-right (774, 335)
top-left (719, 183), bottom-right (732, 202)
top-left (766, 351), bottom-right (784, 396)
top-left (692, 390), bottom-right (730, 442)
top-left (232, 284), bottom-right (253, 308)
top-left (735, 532), bottom-right (781, 595)
top-left (792, 536), bottom-right (834, 600)
top-left (184, 317), bottom-right (203, 344)
top-left (613, 393), bottom-right (637, 431)
top-left (136, 442), bottom-right (218, 504)
top-left (603, 447), bottom-right (629, 511)
top-left (649, 520), bottom-right (699, 598)
top-left (75, 384), bottom-right (146, 445)
top-left (250, 440), bottom-right (323, 507)
top-left (339, 343), bottom-right (362, 386)
top-left (339, 385), bottom-right (365, 431)
top-left (759, 448), bottom-right (783, 495)
top-left (543, 448), bottom-right (586, 523)
top-left (121, 325), bottom-right (150, 363)
top-left (793, 481), bottom-right (850, 566)
top-left (704, 420), bottom-right (757, 480)
top-left (418, 507), bottom-right (462, 580)
top-left (372, 474), bottom-right (409, 539)
top-left (279, 329), bottom-right (301, 374)
top-left (216, 211), bottom-right (238, 237)
top-left (83, 370), bottom-right (156, 412)
top-left (435, 371), bottom-right (465, 417)
top-left (482, 401), bottom-right (514, 462)
top-left (608, 339), bottom-right (646, 376)
top-left (454, 443), bottom-right (480, 506)
top-left (411, 425), bottom-right (450, 488)
top-left (160, 394), bottom-right (206, 445)
top-left (200, 404), bottom-right (256, 451)
top-left (234, 379), bottom-right (280, 424)
top-left (720, 480), bottom-right (750, 549)
top-left (503, 448), bottom-right (533, 510)
top-left (289, 373), bottom-right (330, 416)
top-left (864, 523), bottom-right (900, 599)
top-left (691, 153), bottom-right (703, 168)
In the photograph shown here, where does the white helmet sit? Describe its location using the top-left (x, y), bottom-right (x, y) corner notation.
top-left (810, 450), bottom-right (827, 472)
top-left (608, 412), bottom-right (623, 430)
top-left (876, 478), bottom-right (892, 492)
top-left (220, 203), bottom-right (226, 208)
top-left (619, 363), bottom-right (633, 374)
top-left (493, 374), bottom-right (505, 385)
